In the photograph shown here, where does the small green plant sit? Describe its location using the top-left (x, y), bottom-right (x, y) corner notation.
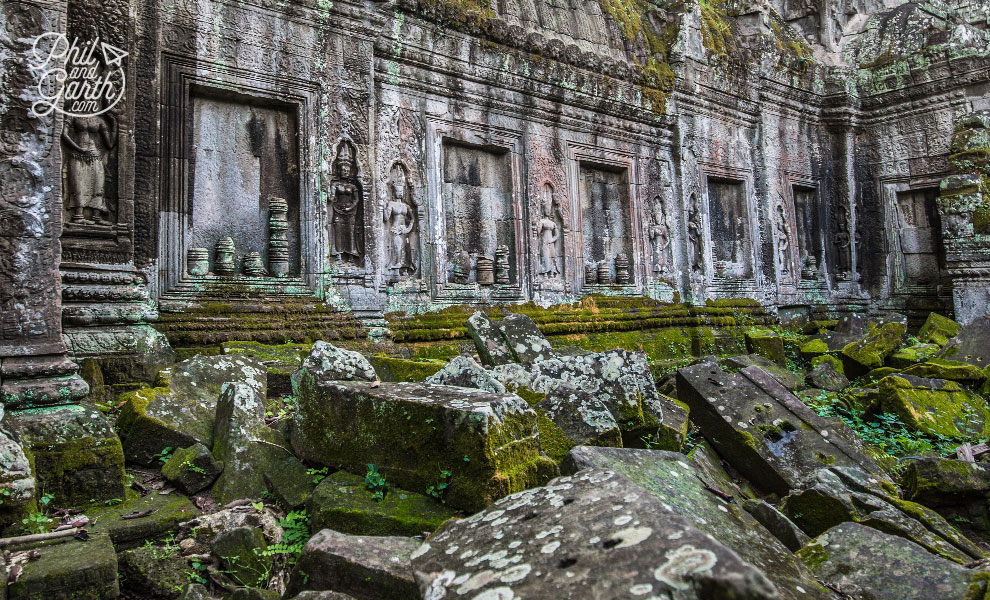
top-left (426, 469), bottom-right (453, 502)
top-left (262, 509), bottom-right (310, 565)
top-left (143, 533), bottom-right (180, 559)
top-left (182, 460), bottom-right (206, 475)
top-left (186, 557), bottom-right (209, 585)
top-left (0, 488), bottom-right (12, 506)
top-left (365, 464), bottom-right (389, 502)
top-left (251, 501), bottom-right (265, 512)
top-left (21, 493), bottom-right (54, 534)
top-left (103, 497), bottom-right (123, 506)
top-left (154, 446), bottom-right (174, 465)
top-left (307, 467), bottom-right (329, 485)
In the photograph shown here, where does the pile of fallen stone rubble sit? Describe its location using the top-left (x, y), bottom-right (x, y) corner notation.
top-left (0, 310), bottom-right (989, 599)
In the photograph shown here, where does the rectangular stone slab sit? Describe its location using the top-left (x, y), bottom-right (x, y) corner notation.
top-left (676, 363), bottom-right (885, 495)
top-left (290, 376), bottom-right (557, 511)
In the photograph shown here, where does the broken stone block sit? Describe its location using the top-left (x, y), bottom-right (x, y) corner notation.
top-left (805, 358), bottom-right (849, 392)
top-left (87, 492), bottom-right (201, 549)
top-left (534, 381), bottom-right (621, 461)
top-left (560, 446), bottom-right (827, 599)
top-left (412, 468), bottom-right (780, 600)
top-left (7, 533), bottom-right (118, 600)
top-left (367, 356), bottom-right (445, 382)
top-left (263, 455), bottom-right (315, 509)
top-left (877, 374), bottom-right (990, 438)
top-left (939, 316), bottom-right (990, 367)
top-left (900, 458), bottom-right (990, 507)
top-left (118, 544), bottom-right (191, 599)
top-left (488, 362), bottom-right (536, 391)
top-left (307, 471), bottom-right (458, 537)
top-left (212, 382), bottom-right (292, 505)
top-left (726, 353), bottom-right (802, 391)
top-left (840, 321), bottom-right (906, 376)
top-left (798, 523), bottom-right (977, 600)
top-left (918, 312), bottom-right (963, 346)
top-left (116, 354), bottom-right (267, 465)
top-left (780, 466), bottom-right (982, 564)
top-left (744, 329), bottom-right (786, 365)
top-left (213, 526), bottom-right (270, 588)
top-left (423, 355), bottom-right (507, 393)
top-left (743, 499), bottom-right (811, 552)
top-left (4, 404), bottom-right (125, 506)
top-left (222, 341), bottom-right (310, 397)
top-left (291, 377), bottom-right (556, 511)
top-left (292, 341), bottom-right (377, 390)
top-left (160, 442), bottom-right (223, 495)
top-left (889, 343), bottom-right (941, 369)
top-left (178, 503), bottom-right (283, 552)
top-left (466, 310), bottom-right (514, 366)
top-left (676, 362), bottom-right (885, 495)
top-left (533, 349), bottom-right (688, 449)
top-left (0, 425), bottom-right (35, 522)
top-left (497, 312), bottom-right (558, 364)
top-left (285, 529), bottom-right (420, 600)
top-left (898, 358), bottom-right (987, 382)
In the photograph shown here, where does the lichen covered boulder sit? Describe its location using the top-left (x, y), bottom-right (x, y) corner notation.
top-left (291, 378), bottom-right (556, 511)
top-left (7, 534), bottom-right (118, 600)
top-left (295, 340), bottom-right (378, 386)
top-left (806, 358), bottom-right (849, 392)
top-left (286, 529), bottom-right (420, 600)
top-left (900, 458), bottom-right (990, 507)
top-left (222, 341), bottom-right (311, 396)
top-left (0, 425), bottom-right (35, 518)
top-left (498, 312), bottom-right (558, 364)
top-left (676, 362), bottom-right (885, 495)
top-left (939, 316), bottom-right (990, 367)
top-left (918, 313), bottom-right (963, 346)
top-left (411, 468), bottom-right (781, 600)
top-left (798, 523), bottom-right (977, 600)
top-left (116, 354), bottom-right (267, 465)
top-left (889, 343), bottom-right (942, 369)
top-left (467, 310), bottom-right (514, 366)
top-left (533, 349), bottom-right (688, 449)
top-left (898, 358), bottom-right (987, 383)
top-left (86, 491), bottom-right (201, 549)
top-left (160, 442), bottom-right (223, 495)
top-left (841, 321), bottom-right (906, 375)
top-left (726, 353), bottom-right (803, 391)
top-left (118, 544), bottom-right (191, 599)
top-left (877, 374), bottom-right (990, 439)
top-left (534, 381), bottom-right (621, 461)
top-left (424, 354), bottom-right (507, 394)
top-left (307, 471), bottom-right (459, 537)
top-left (743, 499), bottom-right (811, 553)
top-left (744, 329), bottom-right (787, 365)
top-left (560, 446), bottom-right (828, 599)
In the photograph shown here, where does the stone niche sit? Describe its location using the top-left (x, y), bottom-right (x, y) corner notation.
top-left (187, 92), bottom-right (301, 276)
top-left (441, 141), bottom-right (516, 286)
top-left (579, 165), bottom-right (633, 286)
top-left (707, 177), bottom-right (753, 278)
top-left (792, 185), bottom-right (824, 275)
top-left (894, 188), bottom-right (943, 292)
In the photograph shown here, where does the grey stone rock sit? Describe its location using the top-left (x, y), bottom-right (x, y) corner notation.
top-left (212, 382), bottom-right (291, 505)
top-left (160, 442), bottom-right (223, 495)
top-left (424, 354), bottom-right (507, 394)
top-left (412, 468), bottom-right (781, 600)
top-left (262, 454), bottom-right (315, 509)
top-left (497, 312), bottom-right (558, 364)
top-left (118, 544), bottom-right (190, 599)
top-left (116, 354), bottom-right (267, 465)
top-left (534, 349), bottom-right (688, 448)
top-left (535, 381), bottom-right (621, 449)
top-left (293, 341), bottom-right (378, 390)
top-left (725, 353), bottom-right (803, 391)
top-left (213, 526), bottom-right (270, 588)
top-left (6, 533), bottom-right (119, 600)
top-left (177, 584), bottom-right (212, 600)
top-left (488, 362), bottom-right (536, 391)
top-left (286, 529), bottom-right (420, 600)
top-left (560, 446), bottom-right (828, 599)
top-left (742, 500), bottom-right (811, 552)
top-left (805, 360), bottom-right (849, 392)
top-left (901, 457), bottom-right (990, 507)
top-left (290, 377), bottom-right (556, 512)
top-left (466, 311), bottom-right (514, 366)
top-left (180, 504), bottom-right (284, 552)
top-left (798, 523), bottom-right (976, 600)
top-left (0, 425), bottom-right (35, 512)
top-left (780, 466), bottom-right (983, 564)
top-left (940, 316), bottom-right (990, 367)
top-left (676, 362), bottom-right (885, 495)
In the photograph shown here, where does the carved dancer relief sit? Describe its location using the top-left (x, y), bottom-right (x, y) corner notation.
top-left (384, 162), bottom-right (418, 276)
top-left (329, 141), bottom-right (364, 267)
top-left (774, 201), bottom-right (792, 277)
top-left (62, 114), bottom-right (117, 225)
top-left (648, 196), bottom-right (671, 275)
top-left (688, 196), bottom-right (704, 275)
top-left (536, 183), bottom-right (563, 280)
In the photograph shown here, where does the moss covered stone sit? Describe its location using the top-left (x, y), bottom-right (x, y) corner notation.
top-left (899, 359), bottom-right (987, 383)
top-left (799, 338), bottom-right (829, 358)
top-left (368, 356), bottom-right (445, 382)
top-left (918, 313), bottom-right (963, 346)
top-left (889, 343), bottom-right (942, 369)
top-left (841, 321), bottom-right (906, 375)
top-left (86, 490), bottom-right (200, 549)
top-left (118, 544), bottom-right (190, 599)
top-left (307, 471), bottom-right (459, 537)
top-left (901, 458), bottom-right (990, 507)
top-left (222, 341), bottom-right (311, 396)
top-left (744, 328), bottom-right (787, 365)
top-left (878, 375), bottom-right (990, 439)
top-left (7, 533), bottom-right (118, 600)
top-left (4, 404), bottom-right (125, 507)
top-left (160, 442), bottom-right (222, 495)
top-left (534, 381), bottom-right (622, 462)
top-left (290, 377), bottom-right (557, 512)
top-left (213, 526), bottom-right (270, 588)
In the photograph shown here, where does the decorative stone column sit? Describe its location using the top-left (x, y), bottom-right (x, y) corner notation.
top-left (937, 111), bottom-right (990, 325)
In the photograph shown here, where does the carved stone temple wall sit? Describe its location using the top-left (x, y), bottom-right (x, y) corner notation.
top-left (4, 0), bottom-right (990, 382)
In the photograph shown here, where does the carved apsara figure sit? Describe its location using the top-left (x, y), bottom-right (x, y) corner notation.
top-left (536, 184), bottom-right (562, 278)
top-left (384, 163), bottom-right (417, 275)
top-left (648, 196), bottom-right (670, 274)
top-left (62, 114), bottom-right (117, 225)
top-left (330, 142), bottom-right (364, 264)
top-left (775, 203), bottom-right (791, 276)
top-left (688, 199), bottom-right (704, 274)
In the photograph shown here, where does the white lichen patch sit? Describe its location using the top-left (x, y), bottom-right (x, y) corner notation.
top-left (653, 545), bottom-right (718, 590)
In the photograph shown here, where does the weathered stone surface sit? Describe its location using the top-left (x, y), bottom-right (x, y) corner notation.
top-left (744, 329), bottom-right (787, 365)
top-left (798, 523), bottom-right (975, 600)
top-left (877, 374), bottom-right (990, 438)
top-left (179, 504), bottom-right (283, 552)
top-left (780, 466), bottom-right (982, 564)
top-left (888, 343), bottom-right (941, 369)
top-left (534, 381), bottom-right (621, 461)
top-left (918, 313), bottom-right (963, 346)
top-left (560, 446), bottom-right (828, 599)
top-left (161, 442), bottom-right (223, 495)
top-left (291, 377), bottom-right (556, 511)
top-left (177, 584), bottom-right (211, 600)
top-left (213, 526), bottom-right (270, 588)
top-left (229, 588), bottom-right (279, 600)
top-left (898, 358), bottom-right (987, 382)
top-left (841, 322), bottom-right (906, 375)
top-left (4, 404), bottom-right (125, 506)
top-left (369, 356), bottom-right (445, 383)
top-left (412, 468), bottom-right (781, 599)
top-left (806, 358), bottom-right (849, 392)
top-left (118, 544), bottom-right (190, 599)
top-left (307, 471), bottom-right (458, 537)
top-left (7, 534), bottom-right (118, 600)
top-left (901, 458), bottom-right (990, 507)
top-left (116, 354), bottom-right (267, 465)
top-left (87, 491), bottom-right (201, 548)
top-left (424, 355), bottom-right (507, 394)
top-left (263, 454), bottom-right (315, 508)
top-left (677, 362), bottom-right (885, 495)
top-left (533, 350), bottom-right (688, 448)
top-left (467, 311), bottom-right (514, 367)
top-left (222, 341), bottom-right (310, 396)
top-left (295, 341), bottom-right (377, 387)
top-left (743, 499), bottom-right (811, 552)
top-left (0, 425), bottom-right (35, 515)
top-left (726, 353), bottom-right (803, 391)
top-left (497, 313), bottom-right (557, 364)
top-left (212, 382), bottom-right (290, 505)
top-left (940, 317), bottom-right (990, 367)
top-left (286, 529), bottom-right (420, 600)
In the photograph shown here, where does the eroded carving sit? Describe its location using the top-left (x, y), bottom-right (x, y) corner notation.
top-left (62, 114), bottom-right (117, 226)
top-left (384, 162), bottom-right (418, 277)
top-left (330, 141), bottom-right (365, 267)
top-left (536, 183), bottom-right (563, 280)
